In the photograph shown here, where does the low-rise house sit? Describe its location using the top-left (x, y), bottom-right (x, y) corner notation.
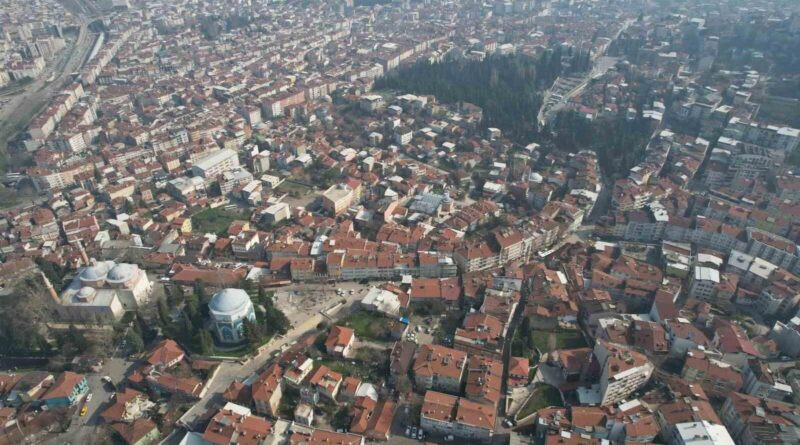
top-left (146, 339), bottom-right (185, 369)
top-left (252, 364), bottom-right (283, 417)
top-left (110, 418), bottom-right (160, 445)
top-left (360, 287), bottom-right (403, 317)
top-left (100, 388), bottom-right (154, 424)
top-left (349, 398), bottom-right (396, 441)
top-left (454, 313), bottom-right (505, 359)
top-left (325, 326), bottom-right (355, 358)
top-left (305, 365), bottom-right (343, 400)
top-left (41, 372), bottom-right (88, 408)
top-left (202, 403), bottom-right (272, 445)
top-left (389, 341), bottom-right (416, 388)
top-left (507, 357), bottom-right (530, 388)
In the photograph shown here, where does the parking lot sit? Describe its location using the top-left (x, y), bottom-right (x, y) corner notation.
top-left (405, 314), bottom-right (438, 346)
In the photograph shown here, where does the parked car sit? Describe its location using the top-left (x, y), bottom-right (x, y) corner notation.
top-left (405, 427), bottom-right (411, 437)
top-left (80, 406), bottom-right (88, 416)
top-left (85, 394), bottom-right (92, 403)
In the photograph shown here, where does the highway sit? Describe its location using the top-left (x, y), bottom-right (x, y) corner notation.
top-left (0, 0), bottom-right (97, 173)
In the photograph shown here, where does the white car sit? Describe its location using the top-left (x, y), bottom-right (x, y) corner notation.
top-left (85, 393), bottom-right (92, 402)
top-left (405, 427), bottom-right (411, 437)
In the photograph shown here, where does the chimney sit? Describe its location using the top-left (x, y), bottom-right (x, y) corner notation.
top-left (39, 271), bottom-right (61, 305)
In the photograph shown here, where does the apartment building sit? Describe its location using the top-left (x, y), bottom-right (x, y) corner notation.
top-left (192, 148), bottom-right (240, 180)
top-left (322, 183), bottom-right (354, 215)
top-left (420, 391), bottom-right (496, 443)
top-left (594, 339), bottom-right (654, 406)
top-left (663, 421), bottom-right (735, 445)
top-left (681, 349), bottom-right (743, 399)
top-left (720, 392), bottom-right (800, 445)
top-left (413, 344), bottom-right (467, 394)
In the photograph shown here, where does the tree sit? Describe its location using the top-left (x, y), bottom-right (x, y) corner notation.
top-left (125, 330), bottom-right (145, 354)
top-left (264, 305), bottom-right (290, 337)
top-left (34, 257), bottom-right (66, 291)
top-left (196, 330), bottom-right (215, 355)
top-left (157, 298), bottom-right (171, 326)
top-left (257, 285), bottom-right (266, 302)
top-left (238, 277), bottom-right (253, 292)
top-left (373, 53), bottom-right (556, 142)
top-left (331, 407), bottom-right (351, 431)
top-left (58, 325), bottom-right (89, 357)
top-left (193, 280), bottom-right (206, 302)
top-left (165, 285), bottom-right (179, 307)
top-left (243, 317), bottom-right (265, 348)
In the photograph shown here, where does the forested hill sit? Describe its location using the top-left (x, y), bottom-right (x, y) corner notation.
top-left (374, 52), bottom-right (566, 141)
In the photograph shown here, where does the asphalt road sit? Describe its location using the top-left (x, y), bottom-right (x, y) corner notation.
top-left (178, 282), bottom-right (372, 428)
top-left (45, 357), bottom-right (136, 445)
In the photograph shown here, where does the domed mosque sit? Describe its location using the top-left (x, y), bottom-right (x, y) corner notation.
top-left (208, 288), bottom-right (256, 344)
top-left (57, 259), bottom-right (152, 324)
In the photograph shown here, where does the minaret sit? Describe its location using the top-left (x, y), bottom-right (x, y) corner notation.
top-left (40, 271), bottom-right (61, 305)
top-left (74, 239), bottom-right (89, 265)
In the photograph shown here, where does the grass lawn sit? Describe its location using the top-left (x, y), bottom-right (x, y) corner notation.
top-left (278, 386), bottom-right (300, 418)
top-left (191, 207), bottom-right (249, 236)
top-left (532, 330), bottom-right (586, 353)
top-left (517, 384), bottom-right (563, 419)
top-left (317, 355), bottom-right (385, 381)
top-left (276, 180), bottom-right (313, 196)
top-left (340, 311), bottom-right (393, 342)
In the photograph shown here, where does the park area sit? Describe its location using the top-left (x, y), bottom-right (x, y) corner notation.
top-left (532, 330), bottom-right (586, 352)
top-left (339, 310), bottom-right (394, 342)
top-left (513, 322), bottom-right (587, 359)
top-left (516, 384), bottom-right (563, 420)
top-left (276, 180), bottom-right (314, 197)
top-left (191, 207), bottom-right (250, 235)
top-left (317, 346), bottom-right (388, 382)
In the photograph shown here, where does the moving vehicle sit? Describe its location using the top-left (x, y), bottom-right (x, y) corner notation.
top-left (80, 405), bottom-right (88, 416)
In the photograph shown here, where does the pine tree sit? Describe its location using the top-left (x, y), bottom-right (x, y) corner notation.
top-left (157, 298), bottom-right (170, 326)
top-left (126, 330), bottom-right (145, 353)
top-left (197, 330), bottom-right (214, 355)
